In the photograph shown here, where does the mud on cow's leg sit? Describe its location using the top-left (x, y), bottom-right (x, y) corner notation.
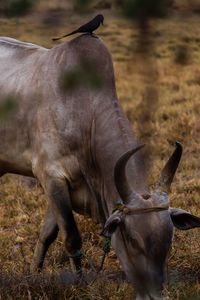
top-left (43, 177), bottom-right (82, 273)
top-left (30, 206), bottom-right (59, 272)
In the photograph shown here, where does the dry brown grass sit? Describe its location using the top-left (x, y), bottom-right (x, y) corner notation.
top-left (0, 1), bottom-right (200, 299)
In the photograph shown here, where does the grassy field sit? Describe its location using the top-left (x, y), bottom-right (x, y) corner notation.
top-left (0, 1), bottom-right (200, 299)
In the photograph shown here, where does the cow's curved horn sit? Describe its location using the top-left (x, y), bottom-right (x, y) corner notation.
top-left (114, 145), bottom-right (145, 203)
top-left (155, 142), bottom-right (183, 193)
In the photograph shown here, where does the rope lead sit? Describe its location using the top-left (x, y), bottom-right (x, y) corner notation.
top-left (103, 237), bottom-right (111, 254)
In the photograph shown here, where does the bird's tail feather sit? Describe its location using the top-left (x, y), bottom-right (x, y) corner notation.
top-left (52, 30), bottom-right (78, 41)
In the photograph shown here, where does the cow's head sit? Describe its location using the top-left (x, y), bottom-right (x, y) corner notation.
top-left (102, 142), bottom-right (200, 300)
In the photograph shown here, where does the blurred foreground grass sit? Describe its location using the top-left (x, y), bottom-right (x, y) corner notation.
top-left (0, 0), bottom-right (200, 299)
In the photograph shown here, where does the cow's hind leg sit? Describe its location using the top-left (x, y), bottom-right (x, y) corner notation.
top-left (30, 206), bottom-right (59, 272)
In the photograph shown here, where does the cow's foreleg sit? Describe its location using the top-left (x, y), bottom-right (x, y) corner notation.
top-left (44, 178), bottom-right (82, 273)
top-left (30, 206), bottom-right (58, 272)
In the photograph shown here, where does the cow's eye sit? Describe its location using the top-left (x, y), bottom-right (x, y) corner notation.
top-left (127, 234), bottom-right (146, 255)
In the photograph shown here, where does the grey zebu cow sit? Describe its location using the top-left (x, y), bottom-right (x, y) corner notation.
top-left (0, 35), bottom-right (199, 300)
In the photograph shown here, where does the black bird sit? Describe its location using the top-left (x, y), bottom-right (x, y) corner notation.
top-left (52, 14), bottom-right (104, 41)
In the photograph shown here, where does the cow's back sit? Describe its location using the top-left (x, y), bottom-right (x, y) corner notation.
top-left (0, 38), bottom-right (48, 176)
top-left (0, 37), bottom-right (48, 95)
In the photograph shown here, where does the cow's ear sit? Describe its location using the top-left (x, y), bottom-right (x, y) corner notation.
top-left (170, 208), bottom-right (200, 230)
top-left (101, 212), bottom-right (122, 238)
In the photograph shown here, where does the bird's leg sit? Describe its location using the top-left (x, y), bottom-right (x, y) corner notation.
top-left (82, 32), bottom-right (98, 38)
top-left (90, 32), bottom-right (98, 38)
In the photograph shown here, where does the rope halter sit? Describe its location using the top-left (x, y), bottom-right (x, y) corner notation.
top-left (113, 203), bottom-right (169, 216)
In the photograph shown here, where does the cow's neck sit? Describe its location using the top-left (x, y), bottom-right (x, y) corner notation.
top-left (91, 94), bottom-right (149, 218)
